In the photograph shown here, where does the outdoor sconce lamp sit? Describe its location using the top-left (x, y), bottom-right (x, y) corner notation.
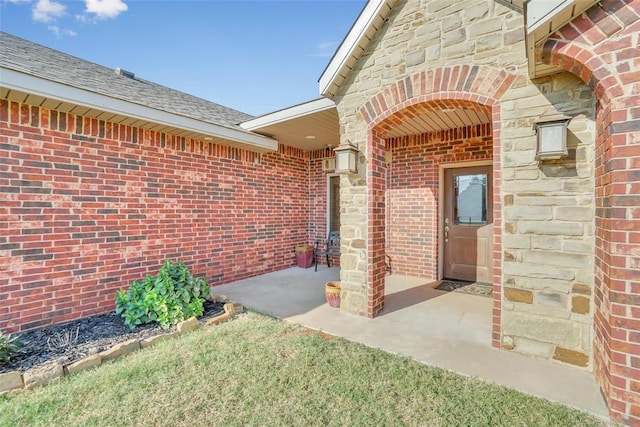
top-left (334, 140), bottom-right (359, 174)
top-left (534, 112), bottom-right (571, 160)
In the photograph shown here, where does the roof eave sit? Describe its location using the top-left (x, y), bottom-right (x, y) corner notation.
top-left (1, 67), bottom-right (278, 153)
top-left (524, 0), bottom-right (599, 79)
top-left (318, 0), bottom-right (397, 98)
top-left (240, 98), bottom-right (335, 131)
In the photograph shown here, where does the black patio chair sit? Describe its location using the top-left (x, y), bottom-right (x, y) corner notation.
top-left (314, 231), bottom-right (340, 271)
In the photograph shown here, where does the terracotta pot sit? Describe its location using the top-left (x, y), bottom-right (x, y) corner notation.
top-left (325, 281), bottom-right (341, 308)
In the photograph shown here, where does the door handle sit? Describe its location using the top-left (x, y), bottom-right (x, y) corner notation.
top-left (444, 226), bottom-right (449, 241)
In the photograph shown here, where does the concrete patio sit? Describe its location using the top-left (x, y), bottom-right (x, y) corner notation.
top-left (212, 266), bottom-right (608, 421)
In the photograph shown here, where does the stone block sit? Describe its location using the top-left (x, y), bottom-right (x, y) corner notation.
top-left (503, 261), bottom-right (575, 280)
top-left (442, 13), bottom-right (462, 32)
top-left (100, 339), bottom-right (140, 363)
top-left (215, 294), bottom-right (229, 303)
top-left (0, 371), bottom-right (24, 393)
top-left (406, 49), bottom-right (425, 67)
top-left (554, 206), bottom-right (593, 221)
top-left (504, 206), bottom-right (552, 221)
top-left (519, 221), bottom-right (583, 236)
top-left (465, 3), bottom-right (488, 22)
top-left (503, 151), bottom-right (535, 167)
top-left (562, 240), bottom-right (593, 254)
top-left (553, 347), bottom-right (589, 367)
top-left (503, 235), bottom-right (530, 249)
top-left (427, 0), bottom-right (451, 13)
top-left (24, 362), bottom-right (64, 389)
top-left (513, 337), bottom-right (554, 358)
top-left (442, 28), bottom-right (466, 47)
top-left (572, 283), bottom-right (592, 295)
top-left (513, 302), bottom-right (571, 320)
top-left (502, 312), bottom-right (581, 348)
top-left (572, 296), bottom-right (590, 314)
top-left (205, 313), bottom-right (231, 327)
top-left (513, 168), bottom-right (540, 180)
top-left (523, 250), bottom-right (591, 269)
top-left (233, 303), bottom-right (244, 313)
top-left (66, 354), bottom-right (101, 376)
top-left (530, 236), bottom-right (562, 250)
top-left (468, 18), bottom-right (502, 37)
top-left (536, 291), bottom-right (568, 309)
top-left (504, 287), bottom-right (533, 304)
top-left (176, 317), bottom-right (200, 334)
top-left (223, 303), bottom-right (235, 316)
top-left (563, 180), bottom-right (594, 192)
top-left (508, 276), bottom-right (571, 293)
top-left (340, 254), bottom-right (358, 270)
top-left (140, 334), bottom-right (170, 349)
top-left (502, 335), bottom-right (515, 350)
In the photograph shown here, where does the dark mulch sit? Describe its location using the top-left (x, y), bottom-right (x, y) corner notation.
top-left (435, 280), bottom-right (493, 297)
top-left (1, 301), bottom-right (225, 374)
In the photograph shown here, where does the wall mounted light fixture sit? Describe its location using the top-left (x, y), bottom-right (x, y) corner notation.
top-left (334, 140), bottom-right (359, 174)
top-left (534, 112), bottom-right (571, 160)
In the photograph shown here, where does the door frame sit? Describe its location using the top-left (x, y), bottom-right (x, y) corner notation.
top-left (438, 160), bottom-right (493, 280)
top-left (326, 173), bottom-right (340, 235)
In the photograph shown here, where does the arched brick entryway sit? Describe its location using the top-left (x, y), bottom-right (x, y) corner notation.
top-left (537, 1), bottom-right (640, 423)
top-left (360, 64), bottom-right (516, 349)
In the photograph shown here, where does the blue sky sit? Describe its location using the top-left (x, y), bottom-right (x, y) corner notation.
top-left (0, 0), bottom-right (366, 116)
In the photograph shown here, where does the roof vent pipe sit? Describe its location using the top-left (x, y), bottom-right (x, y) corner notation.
top-left (115, 68), bottom-right (135, 79)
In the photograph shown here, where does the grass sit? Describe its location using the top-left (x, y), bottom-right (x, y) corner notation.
top-left (0, 312), bottom-right (605, 427)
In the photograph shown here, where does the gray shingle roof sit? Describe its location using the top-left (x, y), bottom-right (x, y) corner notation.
top-left (0, 31), bottom-right (254, 129)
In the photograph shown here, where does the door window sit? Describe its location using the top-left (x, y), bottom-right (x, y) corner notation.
top-left (454, 174), bottom-right (487, 225)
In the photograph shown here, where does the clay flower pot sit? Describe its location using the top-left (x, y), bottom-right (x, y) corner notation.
top-left (325, 281), bottom-right (341, 308)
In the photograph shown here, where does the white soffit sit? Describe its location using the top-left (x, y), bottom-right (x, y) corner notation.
top-left (1, 67), bottom-right (278, 153)
top-left (525, 0), bottom-right (599, 79)
top-left (241, 98), bottom-right (339, 151)
top-left (319, 0), bottom-right (397, 98)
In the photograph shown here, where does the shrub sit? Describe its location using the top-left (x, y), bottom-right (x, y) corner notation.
top-left (116, 260), bottom-right (211, 330)
top-left (0, 330), bottom-right (22, 364)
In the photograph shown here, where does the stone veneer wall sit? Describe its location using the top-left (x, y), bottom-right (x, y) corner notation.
top-left (386, 125), bottom-right (493, 278)
top-left (332, 0), bottom-right (596, 367)
top-left (500, 72), bottom-right (596, 367)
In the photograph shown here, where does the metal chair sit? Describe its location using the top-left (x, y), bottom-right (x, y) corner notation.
top-left (314, 231), bottom-right (340, 271)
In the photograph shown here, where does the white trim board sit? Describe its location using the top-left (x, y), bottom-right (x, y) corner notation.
top-left (1, 67), bottom-right (278, 152)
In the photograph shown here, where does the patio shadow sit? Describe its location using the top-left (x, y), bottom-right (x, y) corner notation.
top-left (380, 281), bottom-right (447, 315)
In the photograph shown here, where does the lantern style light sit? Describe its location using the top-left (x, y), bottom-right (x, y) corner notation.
top-left (334, 141), bottom-right (359, 174)
top-left (534, 112), bottom-right (571, 160)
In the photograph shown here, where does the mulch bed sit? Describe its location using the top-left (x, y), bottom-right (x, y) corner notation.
top-left (1, 301), bottom-right (225, 374)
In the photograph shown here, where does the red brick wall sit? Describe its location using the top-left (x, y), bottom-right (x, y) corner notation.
top-left (386, 125), bottom-right (493, 279)
top-left (539, 1), bottom-right (640, 424)
top-left (0, 100), bottom-right (309, 333)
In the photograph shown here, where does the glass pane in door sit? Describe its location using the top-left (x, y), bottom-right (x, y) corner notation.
top-left (454, 174), bottom-right (487, 225)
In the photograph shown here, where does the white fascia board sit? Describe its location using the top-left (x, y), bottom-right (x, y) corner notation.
top-left (240, 98), bottom-right (336, 130)
top-left (1, 67), bottom-right (278, 152)
top-left (527, 0), bottom-right (569, 32)
top-left (318, 0), bottom-right (392, 97)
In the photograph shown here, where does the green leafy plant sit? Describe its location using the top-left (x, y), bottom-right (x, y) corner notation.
top-left (115, 260), bottom-right (211, 330)
top-left (0, 330), bottom-right (23, 364)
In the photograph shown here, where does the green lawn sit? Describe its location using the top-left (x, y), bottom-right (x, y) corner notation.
top-left (0, 312), bottom-right (605, 427)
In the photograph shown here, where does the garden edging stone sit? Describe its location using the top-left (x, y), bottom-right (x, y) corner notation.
top-left (0, 301), bottom-right (244, 394)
